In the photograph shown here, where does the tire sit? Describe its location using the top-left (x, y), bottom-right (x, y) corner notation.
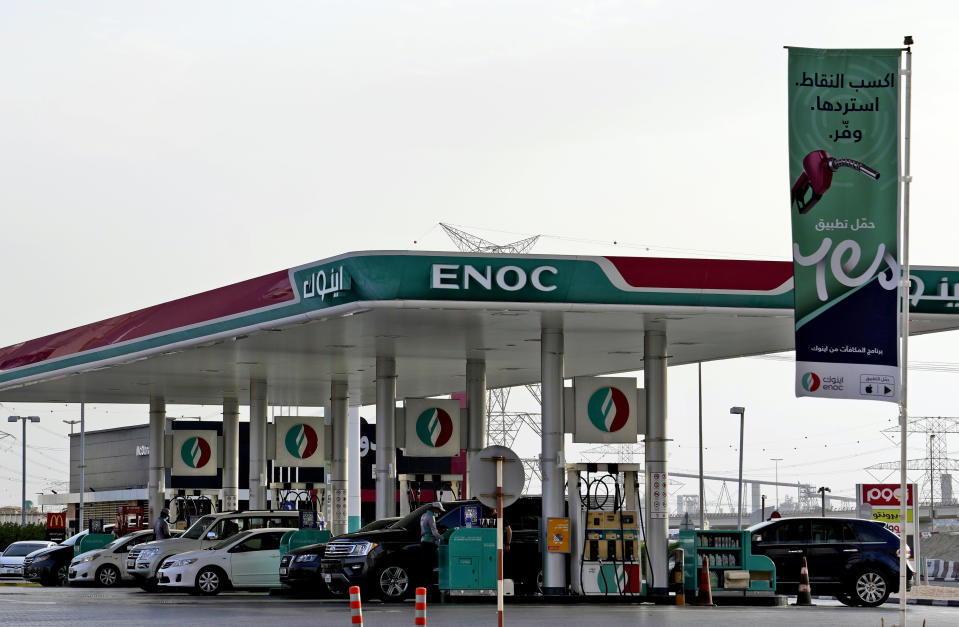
top-left (196, 567), bottom-right (227, 596)
top-left (849, 568), bottom-right (891, 607)
top-left (96, 564), bottom-right (121, 588)
top-left (375, 563), bottom-right (412, 602)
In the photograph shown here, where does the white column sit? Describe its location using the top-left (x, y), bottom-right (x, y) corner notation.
top-left (375, 357), bottom-right (397, 520)
top-left (331, 380), bottom-right (349, 535)
top-left (348, 406), bottom-right (361, 532)
top-left (248, 379), bottom-right (268, 510)
top-left (222, 397), bottom-right (239, 512)
top-left (148, 396), bottom-right (166, 521)
top-left (466, 359), bottom-right (487, 498)
top-left (644, 329), bottom-right (669, 596)
top-left (541, 328), bottom-right (566, 595)
top-left (567, 468), bottom-right (583, 595)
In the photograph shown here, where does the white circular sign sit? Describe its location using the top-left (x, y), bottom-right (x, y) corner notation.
top-left (470, 445), bottom-right (525, 509)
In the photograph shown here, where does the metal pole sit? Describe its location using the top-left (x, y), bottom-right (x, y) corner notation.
top-left (737, 411), bottom-right (744, 530)
top-left (540, 328), bottom-right (566, 595)
top-left (771, 458), bottom-right (783, 510)
top-left (898, 38), bottom-right (913, 624)
top-left (496, 458), bottom-right (504, 627)
top-left (698, 362), bottom-right (705, 530)
top-left (761, 494), bottom-right (766, 522)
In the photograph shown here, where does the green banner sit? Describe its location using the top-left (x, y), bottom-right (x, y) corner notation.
top-left (788, 47), bottom-right (901, 402)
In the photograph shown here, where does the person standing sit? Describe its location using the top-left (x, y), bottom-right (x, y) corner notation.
top-left (153, 507), bottom-right (171, 540)
top-left (419, 501), bottom-right (445, 585)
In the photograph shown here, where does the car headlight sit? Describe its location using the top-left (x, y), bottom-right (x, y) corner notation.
top-left (139, 548), bottom-right (161, 557)
top-left (77, 553), bottom-right (101, 564)
top-left (354, 542), bottom-right (377, 556)
top-left (294, 553), bottom-right (319, 562)
top-left (168, 558), bottom-right (198, 567)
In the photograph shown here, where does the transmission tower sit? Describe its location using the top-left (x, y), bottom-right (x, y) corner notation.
top-left (439, 223), bottom-right (540, 254)
top-left (869, 416), bottom-right (959, 506)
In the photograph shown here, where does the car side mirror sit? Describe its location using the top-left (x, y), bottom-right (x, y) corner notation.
top-left (752, 534), bottom-right (762, 543)
top-left (206, 531), bottom-right (218, 540)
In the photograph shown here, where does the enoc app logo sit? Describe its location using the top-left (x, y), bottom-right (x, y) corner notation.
top-left (415, 408), bottom-right (454, 448)
top-left (180, 436), bottom-right (212, 468)
top-left (284, 424), bottom-right (319, 459)
top-left (587, 387), bottom-right (630, 433)
top-left (801, 372), bottom-right (821, 392)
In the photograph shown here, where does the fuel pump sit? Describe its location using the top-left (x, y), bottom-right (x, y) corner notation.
top-left (397, 473), bottom-right (462, 515)
top-left (269, 481), bottom-right (328, 528)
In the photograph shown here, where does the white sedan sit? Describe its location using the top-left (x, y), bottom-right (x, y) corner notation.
top-left (157, 527), bottom-right (295, 595)
top-left (69, 528), bottom-right (174, 587)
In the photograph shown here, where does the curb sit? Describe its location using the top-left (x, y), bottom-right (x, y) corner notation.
top-left (0, 581), bottom-right (41, 587)
top-left (889, 596), bottom-right (959, 607)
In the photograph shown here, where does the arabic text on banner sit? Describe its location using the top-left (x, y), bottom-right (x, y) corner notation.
top-left (787, 47), bottom-right (901, 402)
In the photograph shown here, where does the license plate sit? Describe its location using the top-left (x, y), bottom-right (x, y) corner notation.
top-left (323, 574), bottom-right (331, 583)
top-left (279, 568), bottom-right (287, 575)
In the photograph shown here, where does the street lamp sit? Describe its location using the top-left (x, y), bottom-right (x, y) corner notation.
top-left (730, 406), bottom-right (746, 530)
top-left (818, 486), bottom-right (831, 517)
top-left (8, 415), bottom-right (40, 526)
top-left (62, 419), bottom-right (79, 435)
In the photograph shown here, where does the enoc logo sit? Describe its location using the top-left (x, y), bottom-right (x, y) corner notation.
top-left (284, 424), bottom-right (319, 459)
top-left (801, 372), bottom-right (821, 392)
top-left (587, 387), bottom-right (630, 433)
top-left (180, 436), bottom-right (212, 468)
top-left (596, 564), bottom-right (639, 593)
top-left (415, 408), bottom-right (454, 448)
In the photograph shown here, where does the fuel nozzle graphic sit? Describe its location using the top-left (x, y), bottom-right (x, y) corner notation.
top-left (791, 149), bottom-right (880, 214)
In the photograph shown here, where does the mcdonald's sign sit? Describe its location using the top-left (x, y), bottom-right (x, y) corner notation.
top-left (46, 512), bottom-right (67, 543)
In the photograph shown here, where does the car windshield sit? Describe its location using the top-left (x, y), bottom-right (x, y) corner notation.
top-left (212, 530), bottom-right (253, 551)
top-left (3, 542), bottom-right (49, 557)
top-left (181, 515), bottom-right (217, 540)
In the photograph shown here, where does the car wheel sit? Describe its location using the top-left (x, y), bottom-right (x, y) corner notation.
top-left (849, 568), bottom-right (890, 607)
top-left (96, 564), bottom-right (121, 587)
top-left (375, 563), bottom-right (412, 602)
top-left (196, 567), bottom-right (227, 596)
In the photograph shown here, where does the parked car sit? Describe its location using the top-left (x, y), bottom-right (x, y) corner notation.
top-left (24, 525), bottom-right (115, 586)
top-left (0, 541), bottom-right (57, 578)
top-left (126, 510), bottom-right (300, 591)
top-left (320, 497), bottom-right (544, 601)
top-left (157, 527), bottom-right (295, 595)
top-left (749, 516), bottom-right (914, 606)
top-left (279, 517), bottom-right (399, 596)
top-left (68, 528), bottom-right (180, 587)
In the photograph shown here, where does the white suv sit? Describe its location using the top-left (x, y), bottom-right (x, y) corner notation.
top-left (126, 510), bottom-right (299, 591)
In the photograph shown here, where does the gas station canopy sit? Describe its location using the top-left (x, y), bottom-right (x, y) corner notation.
top-left (1, 250), bottom-right (957, 406)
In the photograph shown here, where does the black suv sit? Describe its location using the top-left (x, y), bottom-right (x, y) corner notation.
top-left (24, 525), bottom-right (115, 586)
top-left (749, 516), bottom-right (913, 606)
top-left (320, 497), bottom-right (544, 601)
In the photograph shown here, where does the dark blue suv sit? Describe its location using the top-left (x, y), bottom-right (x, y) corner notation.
top-left (749, 517), bottom-right (913, 606)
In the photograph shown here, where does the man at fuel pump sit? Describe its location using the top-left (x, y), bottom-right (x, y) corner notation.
top-left (153, 507), bottom-right (171, 541)
top-left (419, 501), bottom-right (445, 586)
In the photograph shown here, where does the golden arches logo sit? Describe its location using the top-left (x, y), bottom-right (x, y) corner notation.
top-left (47, 513), bottom-right (66, 528)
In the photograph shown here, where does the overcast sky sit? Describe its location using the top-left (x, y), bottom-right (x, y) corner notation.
top-left (2, 1), bottom-right (958, 513)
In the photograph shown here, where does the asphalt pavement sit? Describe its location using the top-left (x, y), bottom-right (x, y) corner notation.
top-left (1, 584), bottom-right (957, 627)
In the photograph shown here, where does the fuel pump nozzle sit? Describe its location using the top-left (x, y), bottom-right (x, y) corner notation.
top-left (791, 149), bottom-right (880, 214)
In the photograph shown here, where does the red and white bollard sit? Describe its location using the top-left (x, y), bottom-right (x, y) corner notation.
top-left (349, 585), bottom-right (364, 626)
top-left (414, 586), bottom-right (427, 625)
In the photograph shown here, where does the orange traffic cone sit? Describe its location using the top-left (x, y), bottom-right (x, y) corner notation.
top-left (697, 555), bottom-right (714, 606)
top-left (350, 585), bottom-right (364, 625)
top-left (793, 556), bottom-right (815, 606)
top-left (415, 586), bottom-right (427, 626)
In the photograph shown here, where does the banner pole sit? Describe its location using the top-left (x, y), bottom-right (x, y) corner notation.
top-left (898, 36), bottom-right (913, 624)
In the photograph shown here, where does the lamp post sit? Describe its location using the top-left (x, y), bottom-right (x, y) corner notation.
top-left (730, 406), bottom-right (746, 530)
top-left (818, 486), bottom-right (831, 517)
top-left (770, 457), bottom-right (783, 510)
top-left (8, 415), bottom-right (40, 526)
top-left (63, 419), bottom-right (79, 435)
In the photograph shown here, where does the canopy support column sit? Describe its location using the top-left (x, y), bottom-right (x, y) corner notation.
top-left (644, 328), bottom-right (669, 597)
top-left (249, 379), bottom-right (268, 510)
top-left (376, 357), bottom-right (397, 519)
top-left (466, 359), bottom-right (487, 498)
top-left (148, 396), bottom-right (166, 521)
top-left (222, 397), bottom-right (239, 512)
top-left (541, 327), bottom-right (566, 595)
top-left (331, 380), bottom-right (350, 535)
